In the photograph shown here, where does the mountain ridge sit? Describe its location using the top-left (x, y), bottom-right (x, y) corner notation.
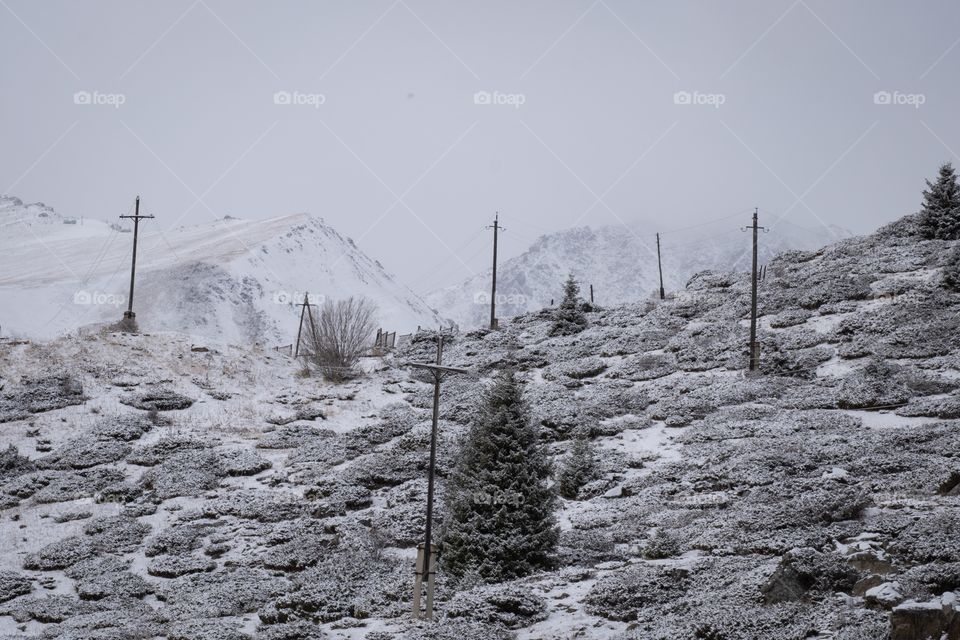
top-left (426, 218), bottom-right (855, 329)
top-left (0, 195), bottom-right (440, 343)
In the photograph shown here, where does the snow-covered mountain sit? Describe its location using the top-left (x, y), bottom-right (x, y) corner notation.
top-left (0, 196), bottom-right (440, 343)
top-left (426, 219), bottom-right (853, 329)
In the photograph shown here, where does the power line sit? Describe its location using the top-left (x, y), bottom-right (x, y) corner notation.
top-left (407, 227), bottom-right (487, 288)
top-left (655, 208), bottom-right (756, 236)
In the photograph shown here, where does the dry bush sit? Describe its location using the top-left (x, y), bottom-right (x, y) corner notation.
top-left (303, 297), bottom-right (377, 382)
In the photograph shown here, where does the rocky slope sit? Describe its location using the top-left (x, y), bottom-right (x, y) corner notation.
top-left (0, 212), bottom-right (957, 639)
top-left (0, 196), bottom-right (441, 344)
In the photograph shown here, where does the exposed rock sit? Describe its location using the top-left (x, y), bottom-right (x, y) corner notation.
top-left (890, 593), bottom-right (960, 640)
top-left (865, 581), bottom-right (904, 609)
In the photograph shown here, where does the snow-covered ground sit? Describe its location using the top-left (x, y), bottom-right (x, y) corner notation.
top-left (0, 211), bottom-right (958, 639)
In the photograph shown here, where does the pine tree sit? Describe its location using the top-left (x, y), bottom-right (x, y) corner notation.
top-left (919, 162), bottom-right (960, 239)
top-left (557, 433), bottom-right (599, 500)
top-left (549, 274), bottom-right (588, 336)
top-left (943, 246), bottom-right (960, 292)
top-left (442, 370), bottom-right (559, 582)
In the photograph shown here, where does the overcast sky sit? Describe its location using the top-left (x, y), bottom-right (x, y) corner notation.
top-left (3, 0), bottom-right (959, 293)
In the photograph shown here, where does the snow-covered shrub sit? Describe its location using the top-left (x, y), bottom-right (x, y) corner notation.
top-left (0, 375), bottom-right (85, 422)
top-left (889, 511), bottom-right (960, 563)
top-left (836, 359), bottom-right (912, 409)
top-left (271, 528), bottom-right (408, 623)
top-left (443, 582), bottom-right (548, 629)
top-left (0, 570), bottom-right (32, 603)
top-left (120, 387), bottom-right (194, 411)
top-left (584, 564), bottom-right (690, 621)
top-left (760, 548), bottom-right (859, 603)
top-left (643, 528), bottom-right (682, 559)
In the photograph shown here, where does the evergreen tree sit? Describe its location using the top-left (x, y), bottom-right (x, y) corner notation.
top-left (442, 370), bottom-right (559, 582)
top-left (943, 246), bottom-right (960, 292)
top-left (557, 433), bottom-right (599, 499)
top-left (549, 274), bottom-right (588, 336)
top-left (919, 162), bottom-right (960, 239)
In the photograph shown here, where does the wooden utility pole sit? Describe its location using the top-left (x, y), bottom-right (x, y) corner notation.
top-left (742, 209), bottom-right (767, 371)
top-left (119, 196), bottom-right (154, 320)
top-left (589, 284), bottom-right (594, 304)
top-left (656, 232), bottom-right (665, 300)
top-left (487, 213), bottom-right (504, 330)
top-left (404, 335), bottom-right (468, 619)
top-left (293, 293), bottom-right (318, 358)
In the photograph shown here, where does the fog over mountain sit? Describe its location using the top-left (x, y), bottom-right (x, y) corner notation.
top-left (427, 215), bottom-right (851, 328)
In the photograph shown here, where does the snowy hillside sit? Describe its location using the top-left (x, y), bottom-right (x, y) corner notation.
top-left (0, 196), bottom-right (441, 344)
top-left (426, 218), bottom-right (851, 329)
top-left (0, 211), bottom-right (958, 638)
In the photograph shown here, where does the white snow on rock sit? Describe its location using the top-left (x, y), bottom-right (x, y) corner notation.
top-left (865, 581), bottom-right (903, 607)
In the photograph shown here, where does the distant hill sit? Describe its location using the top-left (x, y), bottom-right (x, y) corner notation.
top-left (426, 217), bottom-right (853, 329)
top-left (0, 195), bottom-right (440, 343)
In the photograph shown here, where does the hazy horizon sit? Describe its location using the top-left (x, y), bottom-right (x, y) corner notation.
top-left (4, 0), bottom-right (959, 294)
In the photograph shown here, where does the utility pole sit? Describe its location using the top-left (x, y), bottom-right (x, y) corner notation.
top-left (589, 284), bottom-right (594, 304)
top-left (742, 208), bottom-right (767, 371)
top-left (119, 196), bottom-right (154, 321)
top-left (293, 293), bottom-right (318, 358)
top-left (487, 213), bottom-right (504, 330)
top-left (656, 232), bottom-right (665, 300)
top-left (404, 335), bottom-right (469, 619)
